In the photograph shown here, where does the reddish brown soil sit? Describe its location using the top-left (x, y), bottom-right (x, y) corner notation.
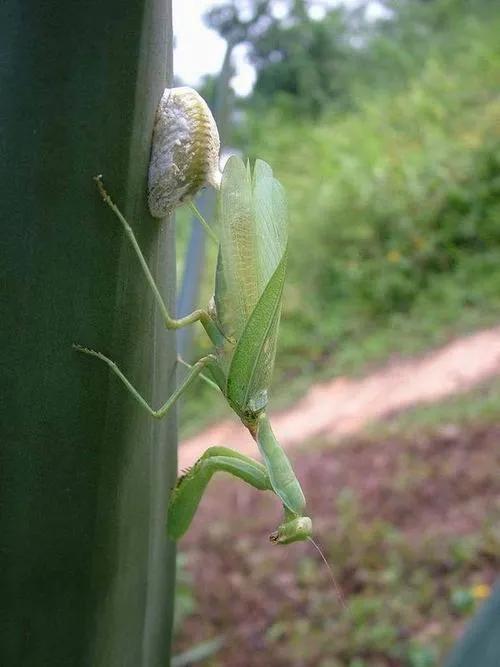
top-left (179, 326), bottom-right (500, 470)
top-left (174, 423), bottom-right (500, 666)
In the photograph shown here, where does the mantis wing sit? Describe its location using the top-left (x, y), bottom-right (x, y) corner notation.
top-left (214, 156), bottom-right (255, 343)
top-left (214, 157), bottom-right (287, 345)
top-left (215, 157), bottom-right (288, 411)
top-left (226, 252), bottom-right (286, 414)
top-left (252, 159), bottom-right (287, 287)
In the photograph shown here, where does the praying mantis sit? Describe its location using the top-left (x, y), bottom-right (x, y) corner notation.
top-left (75, 87), bottom-right (312, 546)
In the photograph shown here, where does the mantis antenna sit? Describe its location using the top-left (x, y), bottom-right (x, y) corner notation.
top-left (307, 537), bottom-right (347, 611)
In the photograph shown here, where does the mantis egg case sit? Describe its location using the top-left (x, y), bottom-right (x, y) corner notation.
top-left (148, 87), bottom-right (222, 219)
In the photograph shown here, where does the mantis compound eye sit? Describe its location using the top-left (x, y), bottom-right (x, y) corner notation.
top-left (269, 516), bottom-right (313, 545)
top-left (148, 87), bottom-right (222, 218)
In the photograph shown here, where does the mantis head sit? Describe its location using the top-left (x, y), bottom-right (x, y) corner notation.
top-left (269, 515), bottom-right (313, 545)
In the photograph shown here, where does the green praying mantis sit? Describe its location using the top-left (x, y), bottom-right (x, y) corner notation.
top-left (75, 88), bottom-right (312, 546)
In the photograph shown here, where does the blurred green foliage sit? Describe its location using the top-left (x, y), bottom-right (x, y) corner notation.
top-left (244, 11), bottom-right (500, 357)
top-left (250, 5), bottom-right (352, 115)
top-left (181, 0), bottom-right (500, 434)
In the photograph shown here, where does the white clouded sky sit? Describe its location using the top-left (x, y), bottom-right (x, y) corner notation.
top-left (172, 0), bottom-right (388, 96)
top-left (173, 0), bottom-right (257, 95)
top-left (173, 1), bottom-right (226, 87)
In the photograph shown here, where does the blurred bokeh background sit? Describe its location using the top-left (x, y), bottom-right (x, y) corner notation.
top-left (171, 1), bottom-right (500, 665)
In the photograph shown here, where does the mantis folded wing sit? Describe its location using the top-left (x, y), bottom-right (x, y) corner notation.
top-left (76, 142), bottom-right (312, 545)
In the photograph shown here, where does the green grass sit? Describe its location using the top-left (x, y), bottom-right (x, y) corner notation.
top-left (367, 376), bottom-right (500, 440)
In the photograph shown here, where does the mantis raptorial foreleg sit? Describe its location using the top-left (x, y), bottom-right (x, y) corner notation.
top-left (73, 346), bottom-right (219, 419)
top-left (168, 446), bottom-right (272, 540)
top-left (168, 438), bottom-right (312, 545)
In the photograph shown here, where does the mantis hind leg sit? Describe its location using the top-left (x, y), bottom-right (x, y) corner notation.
top-left (73, 346), bottom-right (219, 419)
top-left (94, 176), bottom-right (222, 346)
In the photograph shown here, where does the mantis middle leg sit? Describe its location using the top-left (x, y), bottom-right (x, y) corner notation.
top-left (73, 347), bottom-right (219, 419)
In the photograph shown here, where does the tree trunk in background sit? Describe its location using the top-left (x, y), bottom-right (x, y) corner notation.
top-left (0, 1), bottom-right (176, 665)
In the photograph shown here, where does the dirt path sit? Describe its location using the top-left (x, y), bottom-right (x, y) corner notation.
top-left (179, 326), bottom-right (500, 469)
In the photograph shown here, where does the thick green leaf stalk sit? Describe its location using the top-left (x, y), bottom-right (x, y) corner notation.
top-left (0, 1), bottom-right (176, 665)
top-left (444, 584), bottom-right (500, 667)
